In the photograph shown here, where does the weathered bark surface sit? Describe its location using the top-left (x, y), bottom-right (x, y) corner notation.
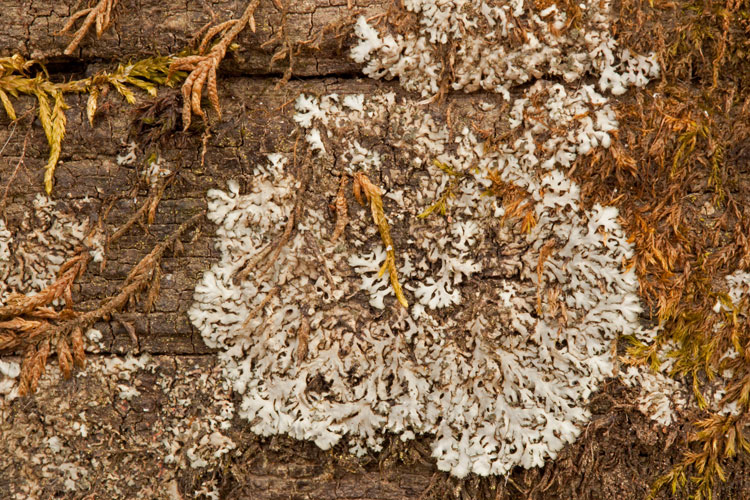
top-left (0, 76), bottom-right (388, 355)
top-left (2, 2), bottom-right (750, 500)
top-left (0, 0), bottom-right (383, 76)
top-left (0, 352), bottom-right (696, 500)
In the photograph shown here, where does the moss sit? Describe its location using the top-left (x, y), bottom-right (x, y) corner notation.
top-left (0, 55), bottom-right (184, 195)
top-left (568, 0), bottom-right (750, 497)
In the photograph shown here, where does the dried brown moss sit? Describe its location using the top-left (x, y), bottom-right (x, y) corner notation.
top-left (567, 0), bottom-right (750, 497)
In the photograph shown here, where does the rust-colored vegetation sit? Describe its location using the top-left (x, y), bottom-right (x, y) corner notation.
top-left (566, 0), bottom-right (750, 497)
top-left (59, 0), bottom-right (120, 55)
top-left (0, 181), bottom-right (202, 395)
top-left (168, 0), bottom-right (261, 130)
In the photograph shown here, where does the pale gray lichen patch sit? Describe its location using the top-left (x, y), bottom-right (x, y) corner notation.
top-left (0, 355), bottom-right (236, 499)
top-left (620, 334), bottom-right (687, 427)
top-left (187, 0), bottom-right (666, 479)
top-left (350, 0), bottom-right (658, 99)
top-left (189, 83), bottom-right (644, 477)
top-left (0, 195), bottom-right (103, 308)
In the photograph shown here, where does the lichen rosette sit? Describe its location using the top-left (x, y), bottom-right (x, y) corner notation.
top-left (189, 84), bottom-right (643, 476)
top-left (189, 0), bottom-right (667, 479)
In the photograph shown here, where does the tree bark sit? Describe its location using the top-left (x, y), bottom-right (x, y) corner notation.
top-left (1, 2), bottom-right (749, 500)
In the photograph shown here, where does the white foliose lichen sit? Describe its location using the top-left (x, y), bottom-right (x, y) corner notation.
top-left (723, 271), bottom-right (750, 308)
top-left (189, 0), bottom-right (663, 478)
top-left (191, 85), bottom-right (644, 476)
top-left (0, 358), bottom-right (21, 398)
top-left (142, 156), bottom-right (172, 187)
top-left (0, 195), bottom-right (103, 308)
top-left (351, 0), bottom-right (658, 100)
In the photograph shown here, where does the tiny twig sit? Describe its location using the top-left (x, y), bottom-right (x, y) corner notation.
top-left (113, 313), bottom-right (139, 352)
top-left (536, 239), bottom-right (557, 314)
top-left (305, 233), bottom-right (336, 293)
top-left (200, 126), bottom-right (212, 168)
top-left (74, 212), bottom-right (204, 331)
top-left (235, 154), bottom-right (311, 283)
top-left (234, 241), bottom-right (275, 283)
top-left (106, 178), bottom-right (170, 250)
top-left (330, 175), bottom-right (349, 243)
top-left (257, 197), bottom-right (299, 276)
top-left (241, 287), bottom-right (279, 328)
top-left (0, 121), bottom-right (16, 158)
top-left (296, 316), bottom-right (310, 366)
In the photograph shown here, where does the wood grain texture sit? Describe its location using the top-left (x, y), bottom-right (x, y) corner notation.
top-left (3, 3), bottom-right (749, 499)
top-left (0, 76), bottom-right (388, 355)
top-left (0, 0), bottom-right (385, 76)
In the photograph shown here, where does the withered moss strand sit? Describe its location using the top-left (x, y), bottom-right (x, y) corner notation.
top-left (330, 176), bottom-right (349, 243)
top-left (168, 0), bottom-right (262, 130)
top-left (353, 172), bottom-right (408, 308)
top-left (0, 55), bottom-right (179, 195)
top-left (578, 0), bottom-right (750, 493)
top-left (59, 0), bottom-right (120, 56)
top-left (4, 211), bottom-right (204, 395)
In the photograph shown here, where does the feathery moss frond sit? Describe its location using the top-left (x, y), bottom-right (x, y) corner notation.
top-left (59, 0), bottom-right (119, 55)
top-left (168, 0), bottom-right (261, 130)
top-left (353, 172), bottom-right (408, 308)
top-left (0, 55), bottom-right (182, 194)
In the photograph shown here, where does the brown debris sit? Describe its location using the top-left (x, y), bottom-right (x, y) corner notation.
top-left (536, 239), bottom-right (557, 315)
top-left (330, 175), bottom-right (349, 243)
top-left (296, 316), bottom-right (310, 366)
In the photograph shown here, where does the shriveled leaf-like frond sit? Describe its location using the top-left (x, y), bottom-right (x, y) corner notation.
top-left (57, 337), bottom-right (74, 379)
top-left (97, 57), bottom-right (178, 105)
top-left (168, 0), bottom-right (261, 130)
top-left (353, 172), bottom-right (408, 308)
top-left (536, 240), bottom-right (557, 314)
top-left (0, 54), bottom-right (37, 74)
top-left (86, 87), bottom-right (99, 126)
top-left (70, 327), bottom-right (86, 368)
top-left (3, 213), bottom-right (203, 395)
top-left (330, 176), bottom-right (349, 243)
top-left (40, 91), bottom-right (68, 195)
top-left (0, 253), bottom-right (87, 320)
top-left (59, 0), bottom-right (119, 55)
